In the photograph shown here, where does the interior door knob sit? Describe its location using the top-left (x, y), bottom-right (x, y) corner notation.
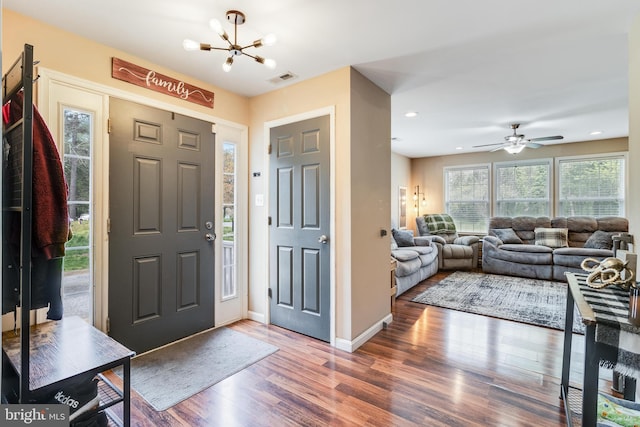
top-left (318, 235), bottom-right (328, 244)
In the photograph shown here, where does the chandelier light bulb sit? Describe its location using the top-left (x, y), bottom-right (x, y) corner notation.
top-left (223, 57), bottom-right (233, 72)
top-left (182, 39), bottom-right (200, 51)
top-left (209, 19), bottom-right (224, 36)
top-left (261, 33), bottom-right (277, 46)
top-left (263, 58), bottom-right (277, 69)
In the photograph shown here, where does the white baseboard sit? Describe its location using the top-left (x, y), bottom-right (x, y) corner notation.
top-left (334, 313), bottom-right (394, 353)
top-left (247, 310), bottom-right (265, 324)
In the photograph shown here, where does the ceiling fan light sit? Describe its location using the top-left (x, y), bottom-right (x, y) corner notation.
top-left (504, 144), bottom-right (525, 154)
top-left (223, 57), bottom-right (233, 72)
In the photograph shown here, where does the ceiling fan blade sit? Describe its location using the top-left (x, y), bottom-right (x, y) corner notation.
top-left (489, 146), bottom-right (506, 152)
top-left (472, 142), bottom-right (505, 148)
top-left (525, 142), bottom-right (542, 149)
top-left (528, 135), bottom-right (563, 142)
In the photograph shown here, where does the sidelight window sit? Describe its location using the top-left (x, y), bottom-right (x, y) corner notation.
top-left (62, 107), bottom-right (93, 322)
top-left (221, 142), bottom-right (237, 300)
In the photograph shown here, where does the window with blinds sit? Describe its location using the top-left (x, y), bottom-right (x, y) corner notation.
top-left (494, 159), bottom-right (551, 217)
top-left (557, 154), bottom-right (625, 217)
top-left (444, 164), bottom-right (490, 232)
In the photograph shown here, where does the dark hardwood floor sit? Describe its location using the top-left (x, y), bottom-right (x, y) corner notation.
top-left (105, 270), bottom-right (616, 426)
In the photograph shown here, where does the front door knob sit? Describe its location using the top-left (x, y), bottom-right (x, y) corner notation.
top-left (205, 233), bottom-right (216, 242)
top-left (318, 234), bottom-right (328, 244)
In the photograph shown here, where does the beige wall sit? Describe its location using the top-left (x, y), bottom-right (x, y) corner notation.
top-left (248, 68), bottom-right (351, 338)
top-left (348, 68), bottom-right (391, 338)
top-left (391, 152), bottom-right (412, 229)
top-left (2, 9), bottom-right (249, 124)
top-left (410, 138), bottom-right (628, 233)
top-left (248, 67), bottom-right (391, 342)
top-left (629, 16), bottom-right (640, 238)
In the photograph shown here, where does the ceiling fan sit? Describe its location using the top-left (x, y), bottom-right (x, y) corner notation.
top-left (473, 124), bottom-right (564, 154)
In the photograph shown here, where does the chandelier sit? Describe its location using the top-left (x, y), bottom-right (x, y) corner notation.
top-left (183, 10), bottom-right (277, 73)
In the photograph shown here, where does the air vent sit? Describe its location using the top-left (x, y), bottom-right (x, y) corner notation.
top-left (268, 71), bottom-right (298, 84)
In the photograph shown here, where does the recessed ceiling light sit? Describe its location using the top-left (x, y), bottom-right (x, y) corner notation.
top-left (456, 146), bottom-right (463, 150)
top-left (404, 111), bottom-right (418, 118)
top-left (590, 130), bottom-right (603, 136)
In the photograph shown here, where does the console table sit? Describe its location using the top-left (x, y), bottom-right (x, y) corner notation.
top-left (560, 272), bottom-right (638, 427)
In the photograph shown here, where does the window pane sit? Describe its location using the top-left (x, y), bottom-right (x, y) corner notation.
top-left (495, 161), bottom-right (550, 217)
top-left (222, 142), bottom-right (236, 300)
top-left (62, 107), bottom-right (93, 323)
top-left (558, 157), bottom-right (625, 217)
top-left (444, 166), bottom-right (490, 233)
top-left (63, 110), bottom-right (91, 157)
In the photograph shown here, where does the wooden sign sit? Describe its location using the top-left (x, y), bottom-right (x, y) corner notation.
top-left (112, 58), bottom-right (214, 108)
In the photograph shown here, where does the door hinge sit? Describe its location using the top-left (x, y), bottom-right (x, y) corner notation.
top-left (268, 216), bottom-right (272, 226)
top-left (106, 317), bottom-right (110, 333)
top-left (107, 118), bottom-right (112, 134)
top-left (268, 288), bottom-right (272, 299)
top-left (267, 144), bottom-right (272, 155)
top-left (211, 123), bottom-right (217, 133)
top-left (107, 218), bottom-right (111, 233)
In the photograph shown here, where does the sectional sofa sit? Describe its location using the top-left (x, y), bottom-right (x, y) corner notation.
top-left (482, 216), bottom-right (629, 281)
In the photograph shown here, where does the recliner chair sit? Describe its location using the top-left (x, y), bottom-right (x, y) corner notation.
top-left (415, 214), bottom-right (479, 270)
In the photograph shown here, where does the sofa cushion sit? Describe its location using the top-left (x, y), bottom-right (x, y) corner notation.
top-left (583, 230), bottom-right (616, 250)
top-left (411, 246), bottom-right (434, 256)
top-left (394, 256), bottom-right (422, 277)
top-left (492, 228), bottom-right (523, 244)
top-left (390, 235), bottom-right (399, 250)
top-left (441, 244), bottom-right (472, 259)
top-left (391, 249), bottom-right (419, 262)
top-left (422, 214), bottom-right (457, 234)
top-left (535, 227), bottom-right (569, 248)
top-left (392, 228), bottom-right (414, 247)
top-left (553, 247), bottom-right (613, 268)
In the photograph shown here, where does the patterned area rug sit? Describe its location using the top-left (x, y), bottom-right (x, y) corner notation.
top-left (412, 271), bottom-right (585, 334)
top-left (115, 327), bottom-right (278, 411)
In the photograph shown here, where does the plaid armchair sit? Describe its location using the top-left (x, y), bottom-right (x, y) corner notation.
top-left (415, 214), bottom-right (479, 270)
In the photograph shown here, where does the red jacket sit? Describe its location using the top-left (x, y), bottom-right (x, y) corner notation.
top-left (5, 91), bottom-right (69, 259)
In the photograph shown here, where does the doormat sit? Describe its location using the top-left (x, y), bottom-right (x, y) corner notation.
top-left (412, 271), bottom-right (585, 334)
top-left (115, 327), bottom-right (278, 411)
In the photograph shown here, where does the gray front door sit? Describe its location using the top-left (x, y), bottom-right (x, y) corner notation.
top-left (269, 115), bottom-right (330, 342)
top-left (108, 98), bottom-right (215, 353)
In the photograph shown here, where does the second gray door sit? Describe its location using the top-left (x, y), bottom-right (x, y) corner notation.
top-left (269, 115), bottom-right (331, 342)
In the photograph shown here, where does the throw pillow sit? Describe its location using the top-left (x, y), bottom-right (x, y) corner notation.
top-left (583, 230), bottom-right (615, 250)
top-left (423, 214), bottom-right (457, 234)
top-left (492, 228), bottom-right (523, 244)
top-left (392, 228), bottom-right (414, 247)
top-left (534, 227), bottom-right (569, 248)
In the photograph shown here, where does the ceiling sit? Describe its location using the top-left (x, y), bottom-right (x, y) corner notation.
top-left (5, 0), bottom-right (640, 158)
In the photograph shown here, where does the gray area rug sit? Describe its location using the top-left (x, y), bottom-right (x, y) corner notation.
top-left (412, 271), bottom-right (585, 334)
top-left (116, 327), bottom-right (278, 411)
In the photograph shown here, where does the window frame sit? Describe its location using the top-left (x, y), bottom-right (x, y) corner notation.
top-left (443, 163), bottom-right (491, 233)
top-left (555, 152), bottom-right (628, 218)
top-left (493, 158), bottom-right (552, 218)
